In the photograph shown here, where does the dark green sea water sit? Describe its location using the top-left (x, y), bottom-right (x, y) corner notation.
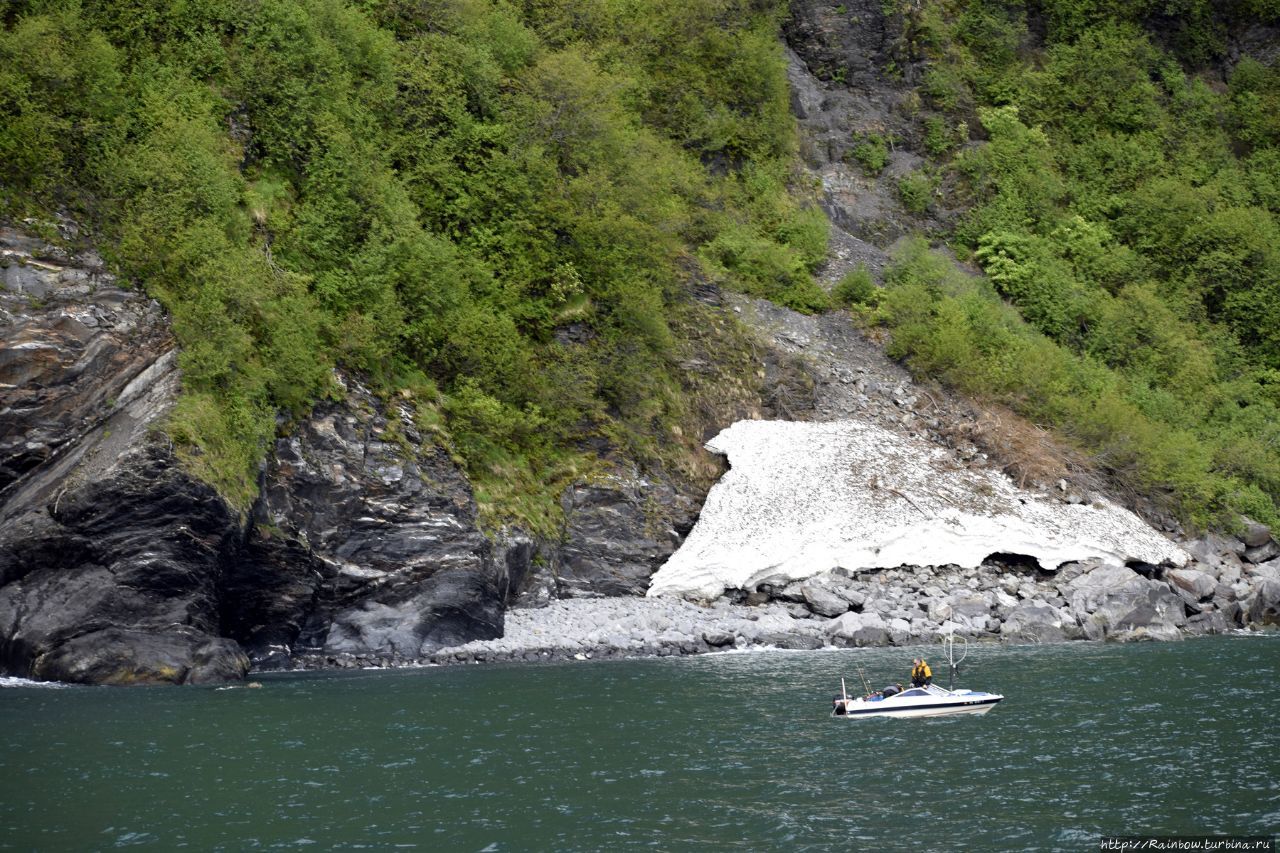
top-left (2, 635), bottom-right (1277, 851)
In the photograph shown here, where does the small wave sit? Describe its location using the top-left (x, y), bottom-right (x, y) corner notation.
top-left (0, 676), bottom-right (70, 689)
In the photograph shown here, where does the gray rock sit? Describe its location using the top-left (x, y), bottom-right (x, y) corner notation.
top-left (801, 579), bottom-right (850, 617)
top-left (1111, 624), bottom-right (1184, 642)
top-left (993, 589), bottom-right (1019, 615)
top-left (702, 630), bottom-right (735, 647)
top-left (1184, 538), bottom-right (1232, 570)
top-left (927, 598), bottom-right (953, 622)
top-left (1244, 578), bottom-right (1280, 626)
top-left (1249, 558), bottom-right (1280, 581)
top-left (786, 603), bottom-right (813, 619)
top-left (1185, 610), bottom-right (1229, 636)
top-left (1241, 518), bottom-right (1273, 549)
top-left (1000, 603), bottom-right (1070, 643)
top-left (1166, 568), bottom-right (1216, 601)
top-left (758, 631), bottom-right (825, 650)
top-left (1069, 563), bottom-right (1186, 639)
top-left (1217, 559), bottom-right (1243, 584)
top-left (950, 591), bottom-right (994, 619)
top-left (1243, 540), bottom-right (1280, 564)
top-left (825, 610), bottom-right (887, 644)
top-left (1054, 560), bottom-right (1098, 587)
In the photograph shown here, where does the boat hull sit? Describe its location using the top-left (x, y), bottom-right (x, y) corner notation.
top-left (835, 697), bottom-right (1003, 719)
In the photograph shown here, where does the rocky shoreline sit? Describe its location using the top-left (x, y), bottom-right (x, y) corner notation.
top-left (297, 541), bottom-right (1280, 670)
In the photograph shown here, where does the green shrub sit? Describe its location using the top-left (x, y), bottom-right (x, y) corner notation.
top-left (0, 0), bottom-right (822, 526)
top-left (898, 170), bottom-right (936, 215)
top-left (852, 133), bottom-right (891, 174)
top-left (834, 265), bottom-right (877, 307)
top-left (922, 115), bottom-right (953, 156)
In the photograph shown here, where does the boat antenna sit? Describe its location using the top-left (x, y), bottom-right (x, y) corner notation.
top-left (940, 632), bottom-right (968, 690)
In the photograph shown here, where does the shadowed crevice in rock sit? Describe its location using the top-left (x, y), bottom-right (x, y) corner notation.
top-left (222, 374), bottom-right (505, 665)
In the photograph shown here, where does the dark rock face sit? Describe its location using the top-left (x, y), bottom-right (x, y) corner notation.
top-left (1245, 577), bottom-right (1280, 626)
top-left (219, 534), bottom-right (325, 670)
top-left (784, 0), bottom-right (910, 92)
top-left (225, 375), bottom-right (504, 663)
top-left (0, 225), bottom-right (171, 498)
top-left (546, 474), bottom-right (696, 598)
top-left (32, 627), bottom-right (248, 686)
top-left (0, 440), bottom-right (243, 681)
top-left (0, 226), bottom-right (250, 685)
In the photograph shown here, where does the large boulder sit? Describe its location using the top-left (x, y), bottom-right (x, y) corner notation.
top-left (29, 627), bottom-right (247, 685)
top-left (949, 591), bottom-right (995, 620)
top-left (1166, 568), bottom-right (1217, 603)
top-left (1240, 518), bottom-right (1273, 549)
top-left (825, 610), bottom-right (889, 646)
top-left (1184, 610), bottom-right (1229, 636)
top-left (1000, 603), bottom-right (1073, 644)
top-left (1243, 578), bottom-right (1280, 626)
top-left (801, 578), bottom-right (850, 617)
top-left (1067, 563), bottom-right (1186, 640)
top-left (1244, 540), bottom-right (1280, 565)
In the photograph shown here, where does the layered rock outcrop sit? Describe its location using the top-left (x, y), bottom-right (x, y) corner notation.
top-left (0, 226), bottom-right (511, 683)
top-left (228, 375), bottom-right (504, 667)
top-left (0, 224), bottom-right (248, 685)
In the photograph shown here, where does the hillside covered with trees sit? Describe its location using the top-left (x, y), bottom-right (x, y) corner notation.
top-left (3, 0), bottom-right (1280, 533)
top-left (856, 0), bottom-right (1280, 529)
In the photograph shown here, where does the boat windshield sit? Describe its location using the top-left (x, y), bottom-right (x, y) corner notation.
top-left (898, 688), bottom-right (928, 697)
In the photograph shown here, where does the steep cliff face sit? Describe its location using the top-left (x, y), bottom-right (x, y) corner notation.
top-left (0, 225), bottom-right (513, 682)
top-left (226, 375), bottom-right (504, 668)
top-left (0, 224), bottom-right (248, 685)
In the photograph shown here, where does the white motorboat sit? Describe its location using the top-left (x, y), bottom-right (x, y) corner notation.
top-left (831, 633), bottom-right (1003, 719)
top-left (831, 683), bottom-right (1003, 719)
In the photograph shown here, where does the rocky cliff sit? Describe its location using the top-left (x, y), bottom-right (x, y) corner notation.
top-left (0, 225), bottom-right (753, 683)
top-left (3, 0), bottom-right (1279, 685)
top-left (0, 222), bottom-right (247, 684)
top-left (0, 225), bottom-right (515, 682)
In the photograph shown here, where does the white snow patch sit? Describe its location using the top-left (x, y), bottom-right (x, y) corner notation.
top-left (648, 420), bottom-right (1187, 600)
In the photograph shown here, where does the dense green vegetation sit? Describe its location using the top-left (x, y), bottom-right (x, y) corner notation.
top-left (862, 0), bottom-right (1280, 527)
top-left (6, 0), bottom-right (1280, 534)
top-left (0, 0), bottom-right (824, 527)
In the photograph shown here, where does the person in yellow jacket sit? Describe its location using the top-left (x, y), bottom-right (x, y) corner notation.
top-left (910, 658), bottom-right (932, 687)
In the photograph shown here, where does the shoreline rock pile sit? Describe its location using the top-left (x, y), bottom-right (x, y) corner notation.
top-left (299, 531), bottom-right (1280, 669)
